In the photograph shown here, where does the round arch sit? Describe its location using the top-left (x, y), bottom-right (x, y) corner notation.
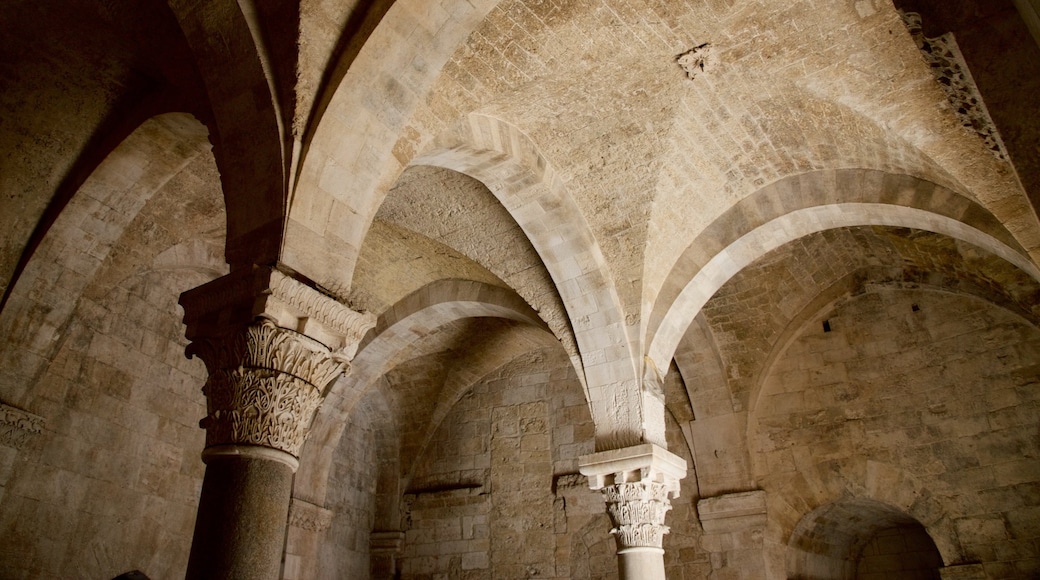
top-left (294, 278), bottom-right (551, 506)
top-left (648, 180), bottom-right (1040, 373)
top-left (787, 498), bottom-right (944, 580)
top-left (0, 112), bottom-right (219, 406)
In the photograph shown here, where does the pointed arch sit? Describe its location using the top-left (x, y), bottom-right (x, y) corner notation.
top-left (414, 113), bottom-right (647, 449)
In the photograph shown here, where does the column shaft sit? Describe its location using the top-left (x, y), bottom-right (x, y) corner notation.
top-left (186, 455), bottom-right (294, 580)
top-left (618, 547), bottom-right (666, 580)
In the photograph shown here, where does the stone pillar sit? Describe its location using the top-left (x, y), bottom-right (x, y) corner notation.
top-left (697, 490), bottom-right (768, 578)
top-left (284, 498), bottom-right (334, 580)
top-left (369, 531), bottom-right (405, 579)
top-left (180, 266), bottom-right (374, 580)
top-left (579, 444), bottom-right (687, 580)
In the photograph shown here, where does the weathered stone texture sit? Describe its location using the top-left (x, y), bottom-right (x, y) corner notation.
top-left (3, 0), bottom-right (1040, 578)
top-left (397, 350), bottom-right (589, 578)
top-left (309, 392), bottom-right (383, 580)
top-left (0, 268), bottom-right (211, 580)
top-left (855, 524), bottom-right (944, 580)
top-left (754, 287), bottom-right (1040, 577)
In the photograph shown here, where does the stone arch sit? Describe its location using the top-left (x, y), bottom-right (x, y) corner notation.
top-left (165, 0), bottom-right (285, 268)
top-left (743, 279), bottom-right (1040, 577)
top-left (568, 504), bottom-right (618, 579)
top-left (747, 266), bottom-right (1040, 433)
top-left (403, 325), bottom-right (565, 487)
top-left (351, 277), bottom-right (547, 387)
top-left (671, 312), bottom-right (757, 497)
top-left (647, 170), bottom-right (1039, 373)
top-left (283, 0), bottom-right (501, 296)
top-left (415, 113), bottom-right (646, 449)
top-left (295, 278), bottom-right (551, 506)
top-left (151, 239), bottom-right (226, 280)
top-left (364, 385), bottom-right (402, 532)
top-left (1, 262), bottom-right (215, 579)
top-left (0, 112), bottom-right (219, 407)
top-left (787, 498), bottom-right (945, 580)
top-left (283, 373), bottom-right (402, 580)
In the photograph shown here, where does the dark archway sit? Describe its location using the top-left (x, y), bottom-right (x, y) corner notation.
top-left (854, 522), bottom-right (942, 579)
top-left (788, 498), bottom-right (943, 580)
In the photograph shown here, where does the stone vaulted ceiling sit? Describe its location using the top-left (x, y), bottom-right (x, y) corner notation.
top-left (2, 0), bottom-right (1040, 577)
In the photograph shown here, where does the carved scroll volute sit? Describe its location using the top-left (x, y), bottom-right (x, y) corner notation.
top-left (187, 319), bottom-right (345, 458)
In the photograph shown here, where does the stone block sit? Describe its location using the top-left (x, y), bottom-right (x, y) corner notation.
top-left (955, 516), bottom-right (1008, 545)
top-left (461, 551), bottom-right (488, 570)
top-left (698, 490), bottom-right (767, 534)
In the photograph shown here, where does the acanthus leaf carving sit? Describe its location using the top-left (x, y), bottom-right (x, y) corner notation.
top-left (189, 319), bottom-right (345, 457)
top-left (602, 481), bottom-right (674, 550)
top-left (269, 270), bottom-right (376, 352)
top-left (0, 403), bottom-right (45, 450)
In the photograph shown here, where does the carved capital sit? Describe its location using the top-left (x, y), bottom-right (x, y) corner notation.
top-left (0, 403), bottom-right (44, 449)
top-left (267, 270), bottom-right (375, 358)
top-left (603, 480), bottom-right (673, 550)
top-left (579, 444), bottom-right (687, 551)
top-left (579, 443), bottom-right (687, 496)
top-left (180, 267), bottom-right (377, 461)
top-left (180, 265), bottom-right (376, 358)
top-left (189, 319), bottom-right (343, 458)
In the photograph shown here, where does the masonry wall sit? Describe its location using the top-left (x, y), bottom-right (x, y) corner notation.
top-left (398, 350), bottom-right (572, 578)
top-left (855, 524), bottom-right (943, 580)
top-left (0, 269), bottom-right (210, 579)
top-left (0, 114), bottom-right (224, 580)
top-left (753, 287), bottom-right (1040, 578)
top-left (396, 349), bottom-right (606, 579)
top-left (312, 393), bottom-right (383, 579)
top-left (392, 347), bottom-right (711, 579)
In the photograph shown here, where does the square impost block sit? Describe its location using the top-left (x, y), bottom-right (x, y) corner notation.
top-left (578, 443), bottom-right (687, 497)
top-left (370, 531), bottom-right (406, 554)
top-left (179, 265), bottom-right (375, 357)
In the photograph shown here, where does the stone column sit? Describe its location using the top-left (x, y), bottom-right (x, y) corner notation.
top-left (180, 266), bottom-right (374, 580)
top-left (579, 444), bottom-right (687, 580)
